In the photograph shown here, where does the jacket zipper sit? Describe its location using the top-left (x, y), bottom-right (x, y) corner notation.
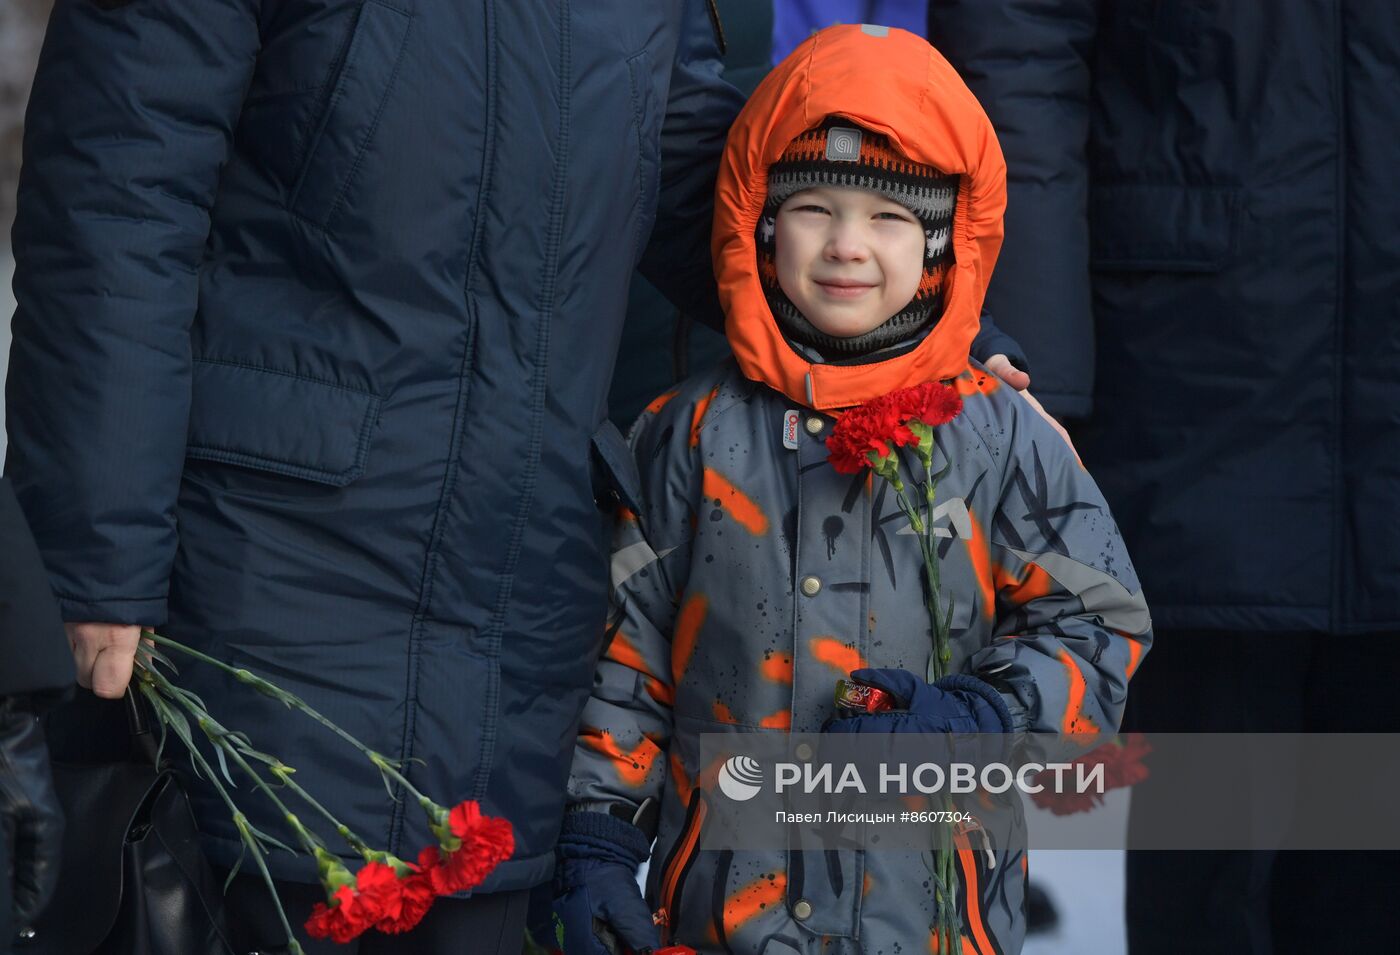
top-left (656, 791), bottom-right (708, 943)
top-left (953, 820), bottom-right (998, 955)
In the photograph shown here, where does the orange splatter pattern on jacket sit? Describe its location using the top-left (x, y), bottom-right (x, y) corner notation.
top-left (997, 559), bottom-right (1056, 605)
top-left (579, 728), bottom-right (660, 789)
top-left (810, 637), bottom-right (868, 675)
top-left (702, 467), bottom-right (770, 535)
top-left (690, 386), bottom-right (720, 447)
top-left (646, 389), bottom-right (679, 415)
top-left (964, 509), bottom-right (997, 621)
top-left (709, 872), bottom-right (789, 942)
top-left (607, 629), bottom-right (672, 706)
top-left (671, 593), bottom-right (708, 686)
top-left (1056, 647), bottom-right (1102, 737)
top-left (761, 651), bottom-right (794, 684)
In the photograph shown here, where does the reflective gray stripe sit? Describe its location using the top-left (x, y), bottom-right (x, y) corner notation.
top-left (1006, 548), bottom-right (1152, 636)
top-left (611, 540), bottom-right (674, 589)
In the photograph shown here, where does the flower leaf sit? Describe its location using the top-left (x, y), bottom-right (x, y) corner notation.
top-left (138, 643), bottom-right (181, 676)
top-left (246, 819), bottom-right (298, 857)
top-left (223, 843), bottom-right (247, 894)
top-left (213, 741), bottom-right (238, 788)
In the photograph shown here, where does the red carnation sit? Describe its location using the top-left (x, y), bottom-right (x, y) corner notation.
top-left (894, 381), bottom-right (962, 427)
top-left (353, 860), bottom-right (404, 917)
top-left (826, 382), bottom-right (962, 475)
top-left (306, 884), bottom-right (379, 944)
top-left (306, 857), bottom-right (414, 942)
top-left (374, 869), bottom-right (437, 934)
top-left (1101, 732), bottom-right (1152, 789)
top-left (1029, 734), bottom-right (1152, 816)
top-left (419, 800), bottom-right (515, 896)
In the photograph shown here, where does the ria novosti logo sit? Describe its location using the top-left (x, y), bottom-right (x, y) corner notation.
top-left (717, 755), bottom-right (765, 802)
top-left (714, 753), bottom-right (1105, 801)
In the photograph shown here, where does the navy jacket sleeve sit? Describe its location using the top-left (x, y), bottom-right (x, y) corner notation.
top-left (0, 480), bottom-right (74, 697)
top-left (970, 311), bottom-right (1028, 372)
top-left (928, 0), bottom-right (1098, 418)
top-left (5, 0), bottom-right (263, 625)
top-left (637, 0), bottom-right (746, 332)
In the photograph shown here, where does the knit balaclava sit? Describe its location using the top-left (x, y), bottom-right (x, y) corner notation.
top-left (757, 119), bottom-right (959, 356)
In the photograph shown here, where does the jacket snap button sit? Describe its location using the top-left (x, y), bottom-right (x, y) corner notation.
top-left (800, 576), bottom-right (821, 597)
top-left (793, 899), bottom-right (813, 921)
top-left (805, 417), bottom-right (824, 435)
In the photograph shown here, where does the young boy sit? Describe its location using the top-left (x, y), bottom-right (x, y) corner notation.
top-left (554, 24), bottom-right (1151, 955)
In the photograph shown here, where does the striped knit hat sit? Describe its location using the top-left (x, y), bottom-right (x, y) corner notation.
top-left (758, 119), bottom-right (959, 356)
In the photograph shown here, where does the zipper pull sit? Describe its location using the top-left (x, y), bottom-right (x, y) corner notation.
top-left (956, 816), bottom-right (996, 869)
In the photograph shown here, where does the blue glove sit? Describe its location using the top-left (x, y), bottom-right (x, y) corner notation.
top-left (824, 668), bottom-right (1014, 735)
top-left (553, 811), bottom-right (659, 955)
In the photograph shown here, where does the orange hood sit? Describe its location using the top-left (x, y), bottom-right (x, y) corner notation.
top-left (713, 24), bottom-right (1006, 411)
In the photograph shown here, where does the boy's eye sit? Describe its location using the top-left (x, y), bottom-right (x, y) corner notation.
top-left (792, 204), bottom-right (830, 214)
top-left (875, 211), bottom-right (911, 222)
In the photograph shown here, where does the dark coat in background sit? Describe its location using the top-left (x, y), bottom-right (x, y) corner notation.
top-left (929, 0), bottom-right (1400, 634)
top-left (0, 477), bottom-right (71, 947)
top-left (0, 478), bottom-right (70, 699)
top-left (6, 0), bottom-right (743, 891)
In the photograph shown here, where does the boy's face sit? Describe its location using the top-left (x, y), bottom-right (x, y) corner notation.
top-left (774, 186), bottom-right (926, 339)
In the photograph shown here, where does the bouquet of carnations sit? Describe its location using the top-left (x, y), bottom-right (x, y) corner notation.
top-left (133, 632), bottom-right (513, 952)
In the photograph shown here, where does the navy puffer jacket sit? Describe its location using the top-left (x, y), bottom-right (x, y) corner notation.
top-left (929, 0), bottom-right (1400, 633)
top-left (6, 0), bottom-right (742, 890)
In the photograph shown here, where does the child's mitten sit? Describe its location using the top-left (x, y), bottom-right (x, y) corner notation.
top-left (553, 810), bottom-right (660, 954)
top-left (824, 667), bottom-right (1013, 734)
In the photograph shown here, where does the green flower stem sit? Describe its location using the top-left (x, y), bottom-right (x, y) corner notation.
top-left (142, 663), bottom-right (325, 859)
top-left (144, 631), bottom-right (437, 808)
top-left (924, 477), bottom-right (951, 673)
top-left (143, 656), bottom-right (378, 862)
top-left (889, 479), bottom-right (950, 681)
top-left (236, 813), bottom-right (308, 955)
top-left (135, 676), bottom-right (305, 955)
top-left (266, 765), bottom-right (377, 862)
top-left (869, 442), bottom-right (962, 954)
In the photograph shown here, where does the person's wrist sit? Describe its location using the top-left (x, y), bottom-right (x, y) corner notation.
top-left (935, 674), bottom-right (1015, 733)
top-left (558, 809), bottom-right (652, 865)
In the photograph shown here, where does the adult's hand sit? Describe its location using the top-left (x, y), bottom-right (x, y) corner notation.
top-left (0, 696), bottom-right (64, 935)
top-left (65, 623), bottom-right (142, 699)
top-left (982, 354), bottom-right (1030, 392)
top-left (983, 354), bottom-right (1077, 457)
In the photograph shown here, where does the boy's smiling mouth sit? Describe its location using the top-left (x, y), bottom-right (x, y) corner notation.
top-left (814, 278), bottom-right (878, 298)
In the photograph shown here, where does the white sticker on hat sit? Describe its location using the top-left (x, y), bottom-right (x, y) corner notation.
top-left (860, 24), bottom-right (890, 37)
top-left (826, 127), bottom-right (863, 162)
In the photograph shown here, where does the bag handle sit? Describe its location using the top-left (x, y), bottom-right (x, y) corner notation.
top-left (123, 685), bottom-right (161, 767)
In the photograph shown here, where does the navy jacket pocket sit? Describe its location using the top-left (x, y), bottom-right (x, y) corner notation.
top-left (1090, 184), bottom-right (1239, 272)
top-left (289, 0), bottom-right (413, 230)
top-left (185, 359), bottom-right (382, 486)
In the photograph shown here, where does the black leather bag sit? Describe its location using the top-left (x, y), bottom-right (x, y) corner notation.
top-left (19, 690), bottom-right (234, 954)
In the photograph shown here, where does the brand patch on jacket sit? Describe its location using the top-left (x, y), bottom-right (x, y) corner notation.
top-left (826, 127), bottom-right (863, 162)
top-left (896, 497), bottom-right (972, 540)
top-left (782, 410), bottom-right (801, 449)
